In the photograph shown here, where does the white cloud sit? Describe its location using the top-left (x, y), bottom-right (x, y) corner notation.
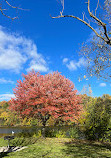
top-left (0, 94), bottom-right (15, 101)
top-left (63, 58), bottom-right (68, 63)
top-left (0, 26), bottom-right (49, 73)
top-left (26, 55), bottom-right (49, 72)
top-left (99, 83), bottom-right (106, 87)
top-left (26, 63), bottom-right (48, 72)
top-left (0, 78), bottom-right (14, 84)
top-left (63, 57), bottom-right (88, 71)
top-left (67, 60), bottom-right (77, 70)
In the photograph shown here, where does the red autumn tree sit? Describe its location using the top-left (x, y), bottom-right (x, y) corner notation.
top-left (9, 70), bottom-right (82, 128)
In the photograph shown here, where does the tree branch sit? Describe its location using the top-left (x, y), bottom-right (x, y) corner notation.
top-left (5, 0), bottom-right (26, 10)
top-left (51, 14), bottom-right (109, 44)
top-left (5, 0), bottom-right (18, 9)
top-left (51, 0), bottom-right (111, 45)
top-left (0, 8), bottom-right (18, 20)
top-left (87, 0), bottom-right (111, 45)
top-left (0, 0), bottom-right (26, 20)
top-left (95, 0), bottom-right (99, 16)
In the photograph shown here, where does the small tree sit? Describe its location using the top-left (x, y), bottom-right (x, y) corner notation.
top-left (79, 95), bottom-right (111, 141)
top-left (10, 71), bottom-right (82, 136)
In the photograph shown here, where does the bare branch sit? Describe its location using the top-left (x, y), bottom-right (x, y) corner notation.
top-left (5, 0), bottom-right (18, 9)
top-left (60, 0), bottom-right (64, 15)
top-left (52, 0), bottom-right (111, 80)
top-left (82, 12), bottom-right (85, 21)
top-left (84, 13), bottom-right (91, 25)
top-left (0, 8), bottom-right (18, 20)
top-left (52, 0), bottom-right (111, 45)
top-left (0, 0), bottom-right (27, 20)
top-left (51, 14), bottom-right (109, 44)
top-left (87, 0), bottom-right (111, 44)
top-left (5, 0), bottom-right (28, 11)
top-left (95, 0), bottom-right (99, 16)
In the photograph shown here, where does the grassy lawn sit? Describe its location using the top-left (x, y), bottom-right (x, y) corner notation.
top-left (0, 138), bottom-right (8, 147)
top-left (0, 138), bottom-right (111, 158)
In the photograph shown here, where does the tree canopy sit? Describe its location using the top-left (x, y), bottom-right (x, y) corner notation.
top-left (9, 71), bottom-right (82, 127)
top-left (79, 94), bottom-right (111, 141)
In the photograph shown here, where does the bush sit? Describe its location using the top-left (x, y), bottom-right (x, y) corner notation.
top-left (102, 129), bottom-right (111, 142)
top-left (17, 130), bottom-right (32, 138)
top-left (43, 127), bottom-right (67, 138)
top-left (55, 130), bottom-right (66, 138)
top-left (10, 137), bottom-right (38, 147)
top-left (16, 126), bottom-right (81, 139)
top-left (68, 127), bottom-right (79, 138)
top-left (44, 128), bottom-right (55, 137)
top-left (16, 127), bottom-right (42, 138)
top-left (79, 95), bottom-right (111, 141)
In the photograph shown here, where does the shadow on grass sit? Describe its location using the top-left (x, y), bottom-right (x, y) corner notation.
top-left (0, 146), bottom-right (17, 158)
top-left (0, 152), bottom-right (9, 158)
top-left (63, 139), bottom-right (111, 158)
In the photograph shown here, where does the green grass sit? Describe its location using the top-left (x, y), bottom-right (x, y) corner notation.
top-left (0, 137), bottom-right (8, 147)
top-left (1, 138), bottom-right (111, 158)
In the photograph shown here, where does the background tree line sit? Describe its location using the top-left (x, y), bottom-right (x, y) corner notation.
top-left (1, 93), bottom-right (111, 141)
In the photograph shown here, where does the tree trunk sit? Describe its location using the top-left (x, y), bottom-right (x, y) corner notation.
top-left (42, 121), bottom-right (46, 138)
top-left (41, 114), bottom-right (50, 137)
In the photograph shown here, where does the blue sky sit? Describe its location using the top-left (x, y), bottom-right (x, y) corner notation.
top-left (0, 0), bottom-right (111, 101)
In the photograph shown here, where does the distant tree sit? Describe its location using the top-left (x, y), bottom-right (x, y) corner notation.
top-left (9, 71), bottom-right (82, 135)
top-left (0, 101), bottom-right (9, 109)
top-left (81, 84), bottom-right (93, 96)
top-left (0, 101), bottom-right (20, 126)
top-left (52, 0), bottom-right (111, 81)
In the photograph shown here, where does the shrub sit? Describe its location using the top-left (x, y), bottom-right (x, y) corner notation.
top-left (79, 95), bottom-right (111, 141)
top-left (17, 130), bottom-right (32, 138)
top-left (10, 137), bottom-right (38, 147)
top-left (34, 130), bottom-right (42, 138)
top-left (68, 127), bottom-right (79, 138)
top-left (55, 130), bottom-right (66, 138)
top-left (43, 127), bottom-right (67, 138)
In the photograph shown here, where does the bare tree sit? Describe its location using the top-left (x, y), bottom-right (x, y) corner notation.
top-left (51, 0), bottom-right (111, 81)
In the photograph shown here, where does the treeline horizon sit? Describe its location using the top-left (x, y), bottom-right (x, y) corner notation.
top-left (0, 93), bottom-right (111, 127)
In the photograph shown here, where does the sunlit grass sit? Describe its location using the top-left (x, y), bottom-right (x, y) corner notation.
top-left (0, 138), bottom-right (111, 158)
top-left (0, 137), bottom-right (8, 147)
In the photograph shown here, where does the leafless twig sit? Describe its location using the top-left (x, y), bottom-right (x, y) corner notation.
top-left (0, 0), bottom-right (27, 20)
top-left (51, 0), bottom-right (111, 45)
